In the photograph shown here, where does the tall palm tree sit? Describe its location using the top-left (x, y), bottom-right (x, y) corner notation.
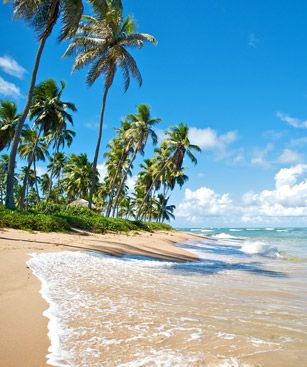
top-left (0, 154), bottom-right (9, 205)
top-left (0, 101), bottom-right (20, 151)
top-left (5, 0), bottom-right (84, 209)
top-left (18, 126), bottom-right (49, 207)
top-left (111, 104), bottom-right (159, 216)
top-left (136, 123), bottom-right (201, 219)
top-left (29, 79), bottom-right (76, 200)
top-left (65, 1), bottom-right (157, 209)
top-left (18, 79), bottom-right (75, 208)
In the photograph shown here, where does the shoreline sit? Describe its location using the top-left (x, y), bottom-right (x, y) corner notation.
top-left (0, 228), bottom-right (199, 367)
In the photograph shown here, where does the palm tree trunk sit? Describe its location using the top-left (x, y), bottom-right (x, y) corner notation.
top-left (5, 1), bottom-right (60, 209)
top-left (46, 139), bottom-right (60, 203)
top-left (136, 158), bottom-right (171, 220)
top-left (5, 37), bottom-right (49, 209)
top-left (105, 150), bottom-right (129, 217)
top-left (89, 85), bottom-right (110, 209)
top-left (56, 169), bottom-right (61, 203)
top-left (19, 125), bottom-right (43, 209)
top-left (111, 147), bottom-right (139, 218)
top-left (33, 157), bottom-right (40, 202)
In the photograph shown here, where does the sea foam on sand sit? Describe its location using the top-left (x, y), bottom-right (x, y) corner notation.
top-left (28, 236), bottom-right (307, 367)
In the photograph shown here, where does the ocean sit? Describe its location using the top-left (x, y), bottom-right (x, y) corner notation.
top-left (28, 228), bottom-right (307, 367)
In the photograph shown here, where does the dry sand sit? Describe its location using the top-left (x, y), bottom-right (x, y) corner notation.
top-left (0, 228), bottom-right (199, 367)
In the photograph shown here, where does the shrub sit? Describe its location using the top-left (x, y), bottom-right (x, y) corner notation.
top-left (0, 204), bottom-right (173, 234)
top-left (0, 208), bottom-right (70, 232)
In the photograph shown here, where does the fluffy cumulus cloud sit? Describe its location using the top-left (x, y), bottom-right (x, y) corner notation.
top-left (176, 187), bottom-right (233, 222)
top-left (0, 55), bottom-right (26, 78)
top-left (188, 127), bottom-right (237, 156)
top-left (176, 164), bottom-right (307, 225)
top-left (0, 76), bottom-right (20, 97)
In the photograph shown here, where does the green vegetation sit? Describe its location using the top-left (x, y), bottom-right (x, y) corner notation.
top-left (1, 0), bottom-right (201, 229)
top-left (0, 204), bottom-right (172, 233)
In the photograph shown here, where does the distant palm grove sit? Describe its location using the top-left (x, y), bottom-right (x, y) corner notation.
top-left (0, 0), bottom-right (201, 223)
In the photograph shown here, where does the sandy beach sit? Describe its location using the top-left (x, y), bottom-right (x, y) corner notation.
top-left (0, 228), bottom-right (199, 367)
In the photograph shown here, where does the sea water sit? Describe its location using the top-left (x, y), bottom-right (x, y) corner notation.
top-left (28, 228), bottom-right (307, 366)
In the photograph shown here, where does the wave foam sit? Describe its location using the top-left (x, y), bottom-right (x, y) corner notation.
top-left (240, 240), bottom-right (280, 258)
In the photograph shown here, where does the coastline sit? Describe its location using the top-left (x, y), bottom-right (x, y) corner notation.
top-left (0, 228), bottom-right (199, 367)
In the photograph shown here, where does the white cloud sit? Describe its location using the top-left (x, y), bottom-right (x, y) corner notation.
top-left (251, 144), bottom-right (273, 168)
top-left (176, 164), bottom-right (307, 225)
top-left (274, 164), bottom-right (307, 187)
top-left (0, 56), bottom-right (26, 78)
top-left (277, 112), bottom-right (307, 128)
top-left (97, 163), bottom-right (107, 182)
top-left (189, 127), bottom-right (237, 155)
top-left (36, 166), bottom-right (47, 177)
top-left (176, 187), bottom-right (233, 222)
top-left (127, 175), bottom-right (137, 192)
top-left (278, 149), bottom-right (302, 164)
top-left (0, 76), bottom-right (20, 98)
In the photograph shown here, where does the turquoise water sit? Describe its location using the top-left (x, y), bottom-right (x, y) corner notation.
top-left (180, 227), bottom-right (307, 259)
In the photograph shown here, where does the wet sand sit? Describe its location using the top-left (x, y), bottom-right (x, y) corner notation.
top-left (0, 228), bottom-right (199, 367)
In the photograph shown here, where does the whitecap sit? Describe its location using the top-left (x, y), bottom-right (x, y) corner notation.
top-left (240, 240), bottom-right (280, 258)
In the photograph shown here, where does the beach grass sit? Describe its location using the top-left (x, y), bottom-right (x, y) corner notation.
top-left (0, 204), bottom-right (172, 234)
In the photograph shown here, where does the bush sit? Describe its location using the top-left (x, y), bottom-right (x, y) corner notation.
top-left (0, 203), bottom-right (173, 234)
top-left (0, 208), bottom-right (70, 232)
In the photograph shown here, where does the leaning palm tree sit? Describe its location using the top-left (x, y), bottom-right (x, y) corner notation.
top-left (0, 101), bottom-right (20, 151)
top-left (136, 123), bottom-right (201, 219)
top-left (5, 0), bottom-right (85, 208)
top-left (64, 1), bottom-right (157, 208)
top-left (109, 105), bottom-right (160, 216)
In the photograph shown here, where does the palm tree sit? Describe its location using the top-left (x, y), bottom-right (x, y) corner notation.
top-left (18, 166), bottom-right (39, 208)
top-left (40, 173), bottom-right (51, 198)
top-left (136, 123), bottom-right (201, 219)
top-left (0, 101), bottom-right (20, 151)
top-left (47, 152), bottom-right (67, 201)
top-left (18, 126), bottom-right (49, 207)
top-left (29, 79), bottom-right (76, 200)
top-left (103, 132), bottom-right (132, 215)
top-left (154, 194), bottom-right (175, 222)
top-left (64, 153), bottom-right (97, 201)
top-left (111, 104), bottom-right (159, 216)
top-left (5, 0), bottom-right (84, 209)
top-left (0, 154), bottom-right (9, 205)
top-left (65, 1), bottom-right (157, 209)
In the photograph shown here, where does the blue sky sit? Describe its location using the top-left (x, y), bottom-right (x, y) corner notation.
top-left (1, 0), bottom-right (307, 227)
